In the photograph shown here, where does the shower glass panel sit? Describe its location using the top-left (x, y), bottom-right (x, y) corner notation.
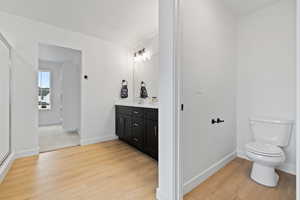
top-left (0, 36), bottom-right (11, 165)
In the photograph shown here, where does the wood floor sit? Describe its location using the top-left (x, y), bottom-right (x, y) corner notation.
top-left (0, 140), bottom-right (158, 200)
top-left (0, 140), bottom-right (296, 200)
top-left (185, 158), bottom-right (296, 200)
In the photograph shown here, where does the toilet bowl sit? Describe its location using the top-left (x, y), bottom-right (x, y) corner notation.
top-left (246, 142), bottom-right (285, 187)
top-left (245, 117), bottom-right (293, 187)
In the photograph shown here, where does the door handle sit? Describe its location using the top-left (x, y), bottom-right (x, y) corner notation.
top-left (217, 118), bottom-right (225, 123)
top-left (154, 126), bottom-right (157, 137)
top-left (212, 118), bottom-right (224, 124)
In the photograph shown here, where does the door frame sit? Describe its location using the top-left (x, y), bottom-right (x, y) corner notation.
top-left (296, 0), bottom-right (300, 199)
top-left (0, 33), bottom-right (12, 166)
top-left (37, 43), bottom-right (83, 150)
top-left (157, 0), bottom-right (183, 199)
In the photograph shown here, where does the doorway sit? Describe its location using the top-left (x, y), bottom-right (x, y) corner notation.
top-left (38, 44), bottom-right (82, 153)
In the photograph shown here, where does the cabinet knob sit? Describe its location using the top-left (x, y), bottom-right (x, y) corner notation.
top-left (133, 111), bottom-right (139, 114)
top-left (133, 123), bottom-right (139, 127)
top-left (133, 138), bottom-right (139, 142)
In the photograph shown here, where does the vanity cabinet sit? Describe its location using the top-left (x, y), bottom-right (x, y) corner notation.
top-left (145, 119), bottom-right (158, 159)
top-left (115, 105), bottom-right (158, 160)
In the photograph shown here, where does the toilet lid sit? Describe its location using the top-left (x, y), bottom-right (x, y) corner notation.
top-left (246, 142), bottom-right (283, 157)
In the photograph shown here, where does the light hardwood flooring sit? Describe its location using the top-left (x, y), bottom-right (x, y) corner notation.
top-left (0, 140), bottom-right (158, 200)
top-left (185, 158), bottom-right (296, 200)
top-left (0, 141), bottom-right (296, 200)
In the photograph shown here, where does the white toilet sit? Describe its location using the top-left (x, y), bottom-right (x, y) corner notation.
top-left (245, 117), bottom-right (293, 187)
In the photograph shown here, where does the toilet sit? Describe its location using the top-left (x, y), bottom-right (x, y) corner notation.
top-left (245, 117), bottom-right (293, 187)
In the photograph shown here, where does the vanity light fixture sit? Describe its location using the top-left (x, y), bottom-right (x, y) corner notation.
top-left (133, 48), bottom-right (151, 62)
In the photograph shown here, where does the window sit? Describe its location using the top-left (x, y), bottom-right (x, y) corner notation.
top-left (38, 71), bottom-right (51, 110)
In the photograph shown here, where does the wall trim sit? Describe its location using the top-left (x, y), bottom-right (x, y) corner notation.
top-left (183, 151), bottom-right (236, 195)
top-left (80, 135), bottom-right (118, 146)
top-left (0, 152), bottom-right (15, 184)
top-left (15, 148), bottom-right (39, 159)
top-left (278, 163), bottom-right (296, 175)
top-left (38, 122), bottom-right (62, 127)
top-left (237, 148), bottom-right (248, 160)
top-left (156, 188), bottom-right (169, 200)
top-left (296, 0), bottom-right (300, 199)
top-left (237, 148), bottom-right (296, 175)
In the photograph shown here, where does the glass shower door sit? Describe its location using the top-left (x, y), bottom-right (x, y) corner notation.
top-left (0, 38), bottom-right (10, 165)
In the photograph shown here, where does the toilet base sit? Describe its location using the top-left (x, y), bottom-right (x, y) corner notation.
top-left (250, 162), bottom-right (279, 187)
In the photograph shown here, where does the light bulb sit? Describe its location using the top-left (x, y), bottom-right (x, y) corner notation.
top-left (144, 51), bottom-right (151, 60)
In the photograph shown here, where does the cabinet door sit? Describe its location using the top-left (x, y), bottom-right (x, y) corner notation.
top-left (131, 118), bottom-right (144, 149)
top-left (117, 114), bottom-right (131, 142)
top-left (124, 116), bottom-right (132, 142)
top-left (116, 113), bottom-right (124, 137)
top-left (145, 120), bottom-right (158, 159)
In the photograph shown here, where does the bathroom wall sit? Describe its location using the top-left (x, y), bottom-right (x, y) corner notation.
top-left (61, 60), bottom-right (81, 132)
top-left (181, 0), bottom-right (237, 193)
top-left (236, 0), bottom-right (296, 174)
top-left (0, 11), bottom-right (131, 156)
top-left (133, 35), bottom-right (159, 100)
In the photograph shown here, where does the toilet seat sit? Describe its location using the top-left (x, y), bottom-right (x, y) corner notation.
top-left (246, 142), bottom-right (283, 157)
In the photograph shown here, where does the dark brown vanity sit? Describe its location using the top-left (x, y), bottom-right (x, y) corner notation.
top-left (115, 105), bottom-right (158, 160)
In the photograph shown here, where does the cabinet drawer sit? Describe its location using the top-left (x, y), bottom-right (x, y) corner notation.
top-left (131, 119), bottom-right (144, 149)
top-left (131, 108), bottom-right (144, 118)
top-left (132, 118), bottom-right (144, 128)
top-left (117, 106), bottom-right (131, 116)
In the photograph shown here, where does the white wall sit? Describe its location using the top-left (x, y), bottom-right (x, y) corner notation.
top-left (38, 60), bottom-right (63, 126)
top-left (236, 0), bottom-right (296, 174)
top-left (181, 0), bottom-right (237, 194)
top-left (0, 11), bottom-right (132, 155)
top-left (61, 60), bottom-right (81, 132)
top-left (133, 35), bottom-right (159, 99)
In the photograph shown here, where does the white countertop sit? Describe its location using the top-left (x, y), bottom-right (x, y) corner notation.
top-left (115, 100), bottom-right (159, 109)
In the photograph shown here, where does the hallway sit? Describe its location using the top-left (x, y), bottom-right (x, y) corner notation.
top-left (38, 125), bottom-right (80, 152)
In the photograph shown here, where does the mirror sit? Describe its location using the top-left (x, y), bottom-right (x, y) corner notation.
top-left (133, 36), bottom-right (159, 102)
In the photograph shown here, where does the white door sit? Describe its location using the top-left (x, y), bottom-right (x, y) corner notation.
top-left (0, 40), bottom-right (10, 164)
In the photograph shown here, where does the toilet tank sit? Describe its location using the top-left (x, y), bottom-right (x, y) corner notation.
top-left (250, 117), bottom-right (294, 147)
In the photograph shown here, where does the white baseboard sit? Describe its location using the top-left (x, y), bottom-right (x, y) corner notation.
top-left (278, 163), bottom-right (296, 175)
top-left (80, 135), bottom-right (118, 146)
top-left (39, 122), bottom-right (62, 127)
top-left (156, 188), bottom-right (170, 200)
top-left (183, 151), bottom-right (237, 195)
top-left (0, 152), bottom-right (15, 184)
top-left (237, 148), bottom-right (296, 175)
top-left (15, 148), bottom-right (39, 159)
top-left (237, 149), bottom-right (248, 160)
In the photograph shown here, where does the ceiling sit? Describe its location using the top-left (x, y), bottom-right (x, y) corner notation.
top-left (0, 0), bottom-right (280, 47)
top-left (0, 0), bottom-right (158, 47)
top-left (222, 0), bottom-right (280, 15)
